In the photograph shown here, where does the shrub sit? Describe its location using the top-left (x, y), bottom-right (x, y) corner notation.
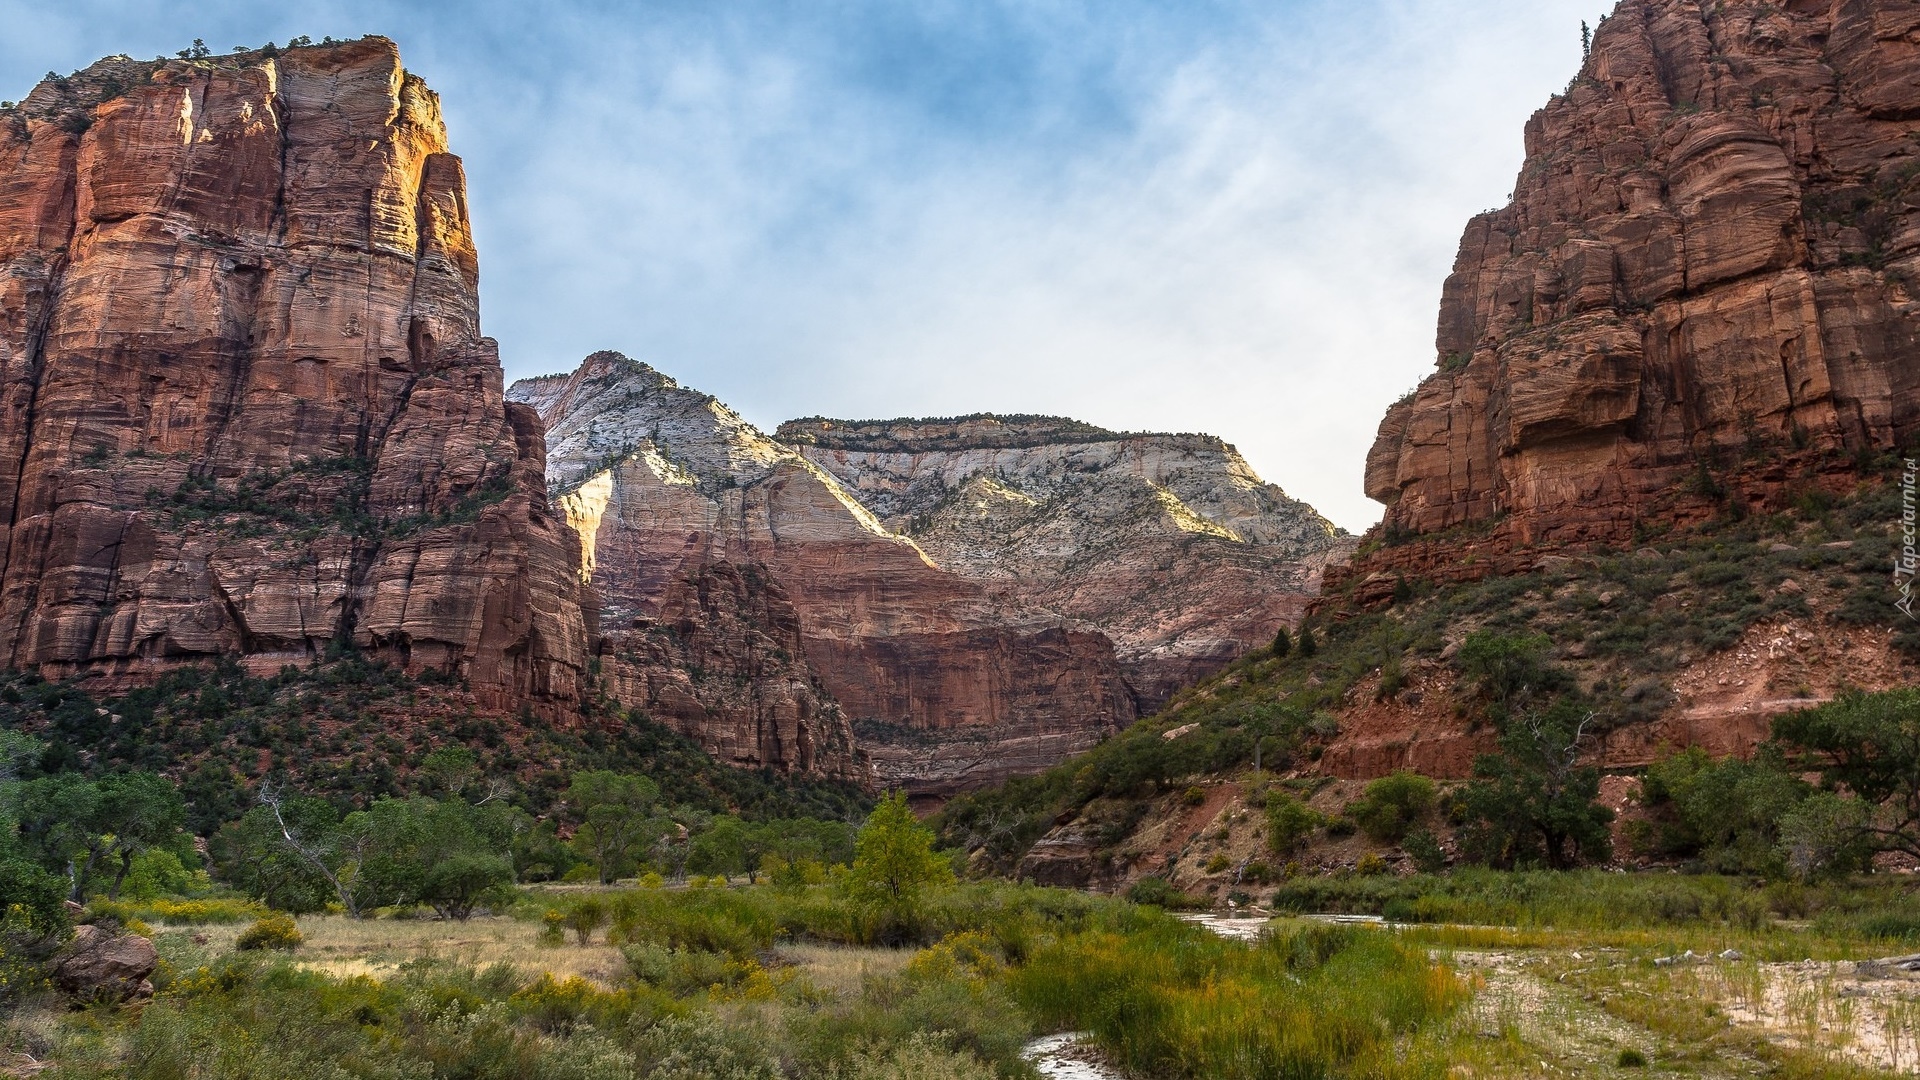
top-left (1204, 853), bottom-right (1231, 874)
top-left (1356, 853), bottom-right (1390, 876)
top-left (1403, 830), bottom-right (1447, 874)
top-left (1617, 1049), bottom-right (1649, 1068)
top-left (1011, 915), bottom-right (1466, 1079)
top-left (234, 913), bottom-right (302, 951)
top-left (1124, 877), bottom-right (1205, 910)
top-left (564, 898), bottom-right (608, 946)
top-left (828, 1033), bottom-right (997, 1080)
top-left (1265, 794), bottom-right (1322, 856)
top-left (1347, 771), bottom-right (1436, 843)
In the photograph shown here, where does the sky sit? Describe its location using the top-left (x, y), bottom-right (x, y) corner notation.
top-left (0, 1), bottom-right (1612, 532)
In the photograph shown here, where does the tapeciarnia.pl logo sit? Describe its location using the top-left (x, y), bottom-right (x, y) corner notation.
top-left (1899, 459), bottom-right (1918, 620)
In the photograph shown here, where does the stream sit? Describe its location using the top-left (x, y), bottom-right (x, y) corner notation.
top-left (1018, 912), bottom-right (1277, 1078)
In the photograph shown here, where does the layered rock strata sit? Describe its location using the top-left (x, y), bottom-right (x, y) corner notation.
top-left (1365, 0), bottom-right (1920, 549)
top-left (0, 41), bottom-right (591, 715)
top-left (778, 416), bottom-right (1352, 709)
top-left (510, 354), bottom-right (1138, 790)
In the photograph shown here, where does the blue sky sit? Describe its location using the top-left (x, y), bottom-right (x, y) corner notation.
top-left (0, 1), bottom-right (1612, 530)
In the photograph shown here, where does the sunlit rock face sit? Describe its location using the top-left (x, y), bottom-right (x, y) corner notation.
top-left (0, 40), bottom-right (591, 717)
top-left (1365, 0), bottom-right (1920, 548)
top-left (513, 353), bottom-right (1144, 792)
top-left (776, 416), bottom-right (1354, 711)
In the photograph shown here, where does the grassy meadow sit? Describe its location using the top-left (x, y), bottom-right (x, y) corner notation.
top-left (10, 871), bottom-right (1920, 1079)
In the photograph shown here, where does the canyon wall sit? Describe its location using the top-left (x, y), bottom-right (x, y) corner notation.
top-left (1365, 0), bottom-right (1920, 550)
top-left (778, 416), bottom-right (1353, 709)
top-left (511, 354), bottom-right (1133, 791)
top-left (0, 40), bottom-right (591, 716)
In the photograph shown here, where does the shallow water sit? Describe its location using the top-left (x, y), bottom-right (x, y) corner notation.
top-left (1021, 1032), bottom-right (1114, 1079)
top-left (1175, 911), bottom-right (1272, 941)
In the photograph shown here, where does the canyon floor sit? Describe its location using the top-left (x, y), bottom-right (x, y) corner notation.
top-left (24, 887), bottom-right (1917, 1080)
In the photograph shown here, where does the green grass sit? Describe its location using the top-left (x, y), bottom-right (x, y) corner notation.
top-left (23, 881), bottom-right (1491, 1079)
top-left (1267, 868), bottom-right (1919, 937)
top-left (1013, 918), bottom-right (1467, 1079)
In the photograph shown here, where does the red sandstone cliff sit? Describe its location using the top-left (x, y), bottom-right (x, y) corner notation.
top-left (1366, 0), bottom-right (1920, 551)
top-left (0, 41), bottom-right (591, 715)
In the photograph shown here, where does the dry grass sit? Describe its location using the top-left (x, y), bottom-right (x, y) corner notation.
top-left (152, 914), bottom-right (632, 987)
top-left (772, 942), bottom-right (913, 998)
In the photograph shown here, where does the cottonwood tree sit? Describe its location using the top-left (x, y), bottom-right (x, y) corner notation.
top-left (847, 791), bottom-right (953, 934)
top-left (566, 771), bottom-right (662, 884)
top-left (1774, 689), bottom-right (1920, 860)
top-left (1456, 702), bottom-right (1613, 869)
top-left (17, 771), bottom-right (186, 901)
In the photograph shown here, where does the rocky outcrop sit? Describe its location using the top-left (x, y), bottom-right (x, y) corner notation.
top-left (0, 41), bottom-right (590, 716)
top-left (512, 354), bottom-right (1142, 791)
top-left (51, 924), bottom-right (157, 1004)
top-left (1364, 0), bottom-right (1920, 549)
top-left (778, 416), bottom-right (1353, 708)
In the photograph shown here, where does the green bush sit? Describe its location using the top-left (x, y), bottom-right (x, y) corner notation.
top-left (1124, 877), bottom-right (1206, 910)
top-left (1265, 793), bottom-right (1322, 856)
top-left (1347, 770), bottom-right (1436, 843)
top-left (1403, 830), bottom-right (1447, 874)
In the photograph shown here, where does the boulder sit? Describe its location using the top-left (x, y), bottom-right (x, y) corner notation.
top-left (50, 924), bottom-right (157, 1004)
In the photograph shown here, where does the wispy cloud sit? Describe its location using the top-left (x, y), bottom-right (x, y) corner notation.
top-left (0, 0), bottom-right (1612, 529)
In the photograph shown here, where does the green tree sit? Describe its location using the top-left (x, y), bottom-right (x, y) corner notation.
top-left (1457, 702), bottom-right (1613, 869)
top-left (1774, 689), bottom-right (1920, 860)
top-left (416, 745), bottom-right (480, 799)
top-left (343, 797), bottom-right (515, 919)
top-left (16, 771), bottom-right (185, 900)
top-left (1271, 627), bottom-right (1292, 658)
top-left (1347, 770), bottom-right (1436, 844)
top-left (211, 792), bottom-right (343, 914)
top-left (1776, 791), bottom-right (1873, 882)
top-left (566, 771), bottom-right (662, 884)
top-left (689, 815), bottom-right (760, 883)
top-left (1641, 746), bottom-right (1807, 874)
top-left (95, 772), bottom-right (188, 899)
top-left (848, 792), bottom-right (953, 911)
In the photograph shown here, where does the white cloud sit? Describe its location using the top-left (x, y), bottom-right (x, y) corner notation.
top-left (0, 0), bottom-right (1615, 529)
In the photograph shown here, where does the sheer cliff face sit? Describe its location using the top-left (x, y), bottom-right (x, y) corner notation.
top-left (1367, 0), bottom-right (1920, 546)
top-left (777, 417), bottom-right (1353, 708)
top-left (0, 41), bottom-right (590, 714)
top-left (512, 354), bottom-right (1137, 792)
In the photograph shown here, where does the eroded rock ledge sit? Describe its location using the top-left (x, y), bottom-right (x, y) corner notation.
top-left (1364, 0), bottom-right (1920, 556)
top-left (0, 40), bottom-right (591, 717)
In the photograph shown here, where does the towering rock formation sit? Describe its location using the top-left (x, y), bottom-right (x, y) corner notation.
top-left (511, 354), bottom-right (1136, 791)
top-left (0, 40), bottom-right (590, 715)
top-left (1365, 0), bottom-right (1920, 551)
top-left (777, 416), bottom-right (1352, 708)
